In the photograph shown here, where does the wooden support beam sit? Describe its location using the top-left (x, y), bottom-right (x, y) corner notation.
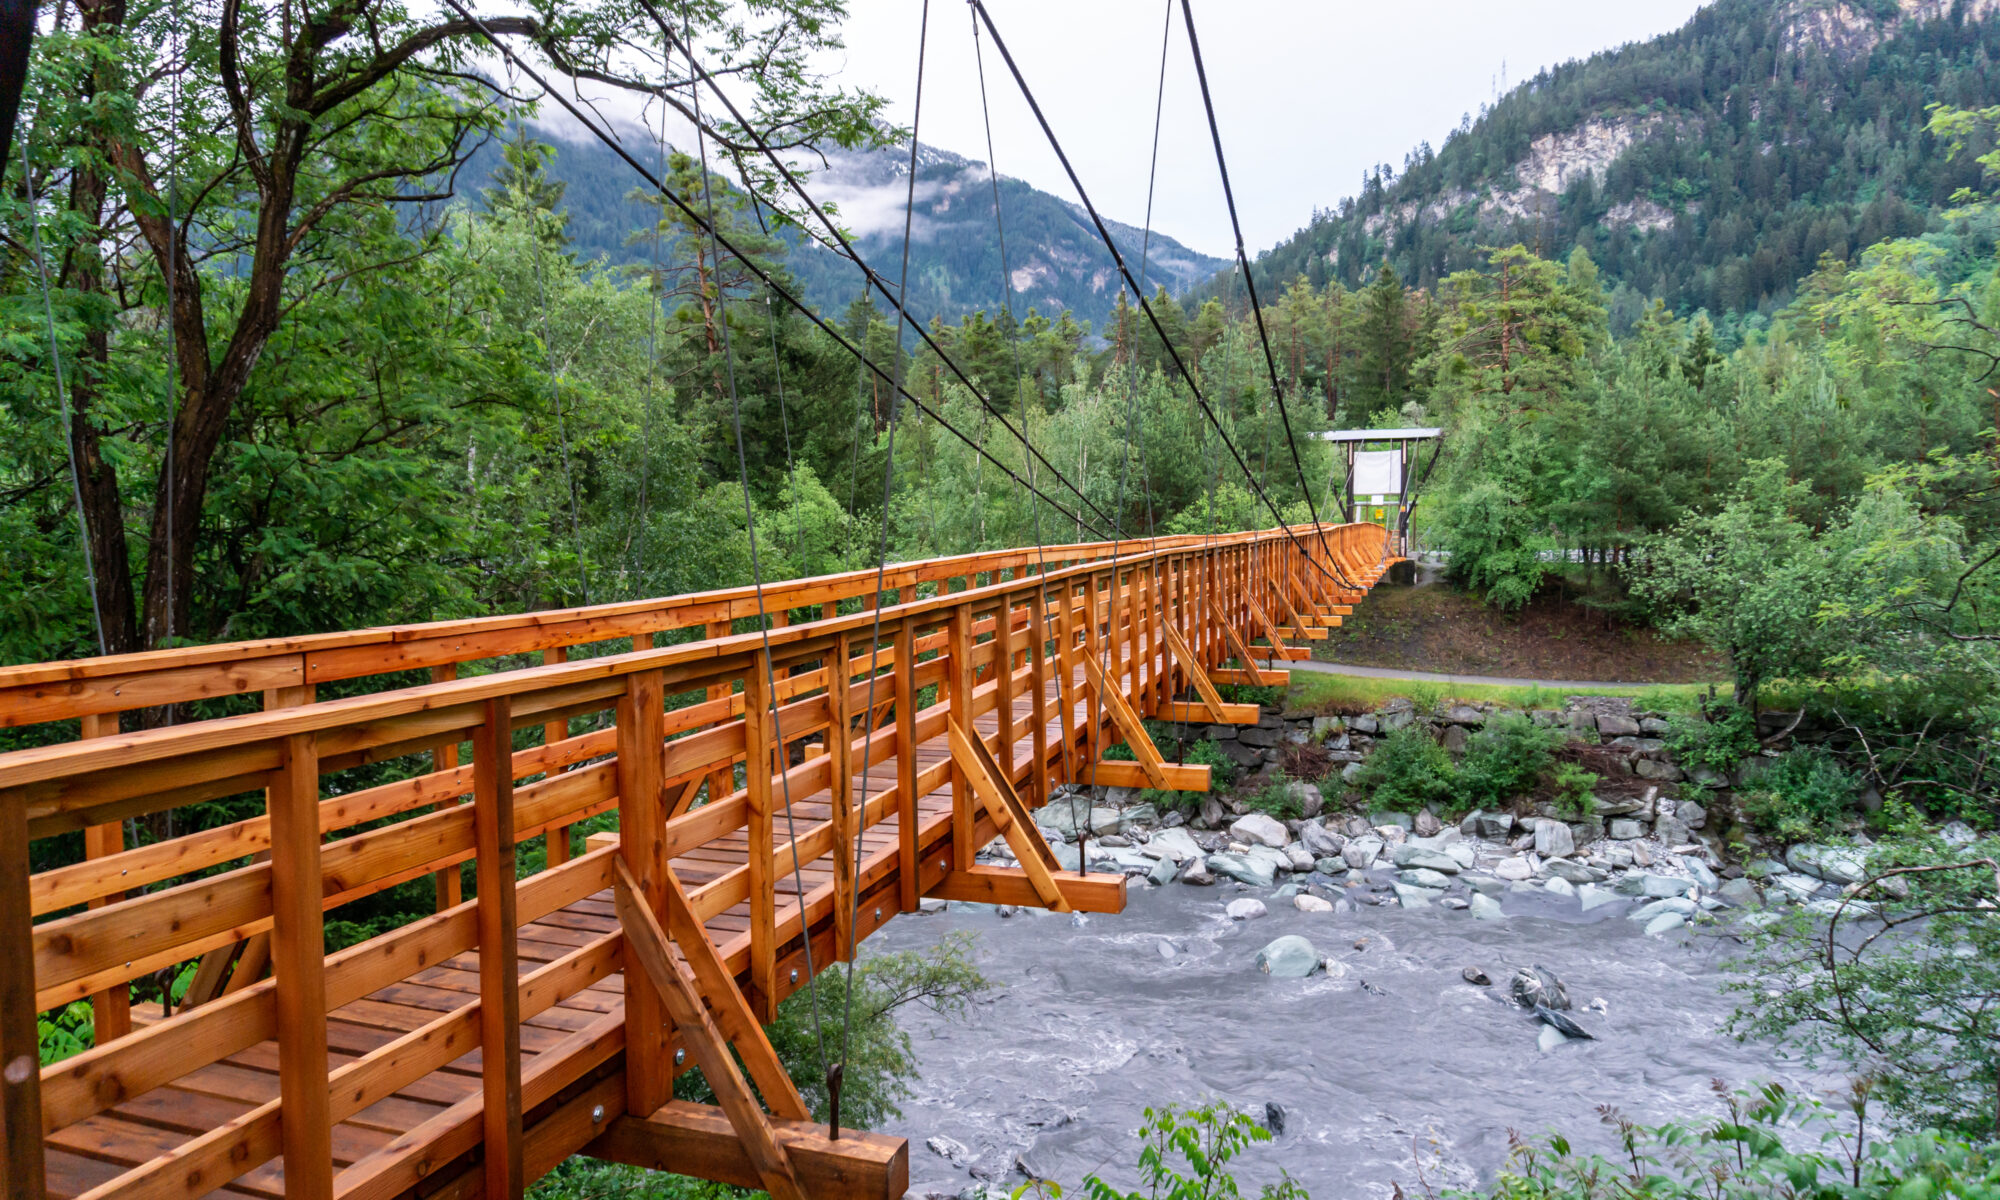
top-left (924, 863), bottom-right (1126, 913)
top-left (946, 720), bottom-right (1069, 913)
top-left (1086, 760), bottom-right (1211, 792)
top-left (827, 634), bottom-right (856, 963)
top-left (474, 697), bottom-right (525, 1200)
top-left (78, 711), bottom-right (130, 1041)
top-left (1158, 624), bottom-right (1255, 725)
top-left (543, 646), bottom-right (573, 867)
top-left (0, 795), bottom-right (44, 1200)
top-left (1079, 654), bottom-right (1170, 791)
top-left (589, 1100), bottom-right (906, 1200)
top-left (612, 859), bottom-right (805, 1200)
top-left (743, 655), bottom-right (779, 1022)
top-left (1217, 622), bottom-right (1272, 687)
top-left (617, 669), bottom-right (672, 1119)
top-left (268, 730), bottom-right (333, 1200)
top-left (1161, 701), bottom-right (1262, 725)
top-left (893, 623), bottom-right (918, 913)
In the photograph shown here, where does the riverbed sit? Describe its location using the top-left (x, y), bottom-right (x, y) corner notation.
top-left (872, 878), bottom-right (1817, 1198)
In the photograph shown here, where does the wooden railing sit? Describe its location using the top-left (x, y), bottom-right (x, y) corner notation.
top-left (0, 522), bottom-right (1392, 1200)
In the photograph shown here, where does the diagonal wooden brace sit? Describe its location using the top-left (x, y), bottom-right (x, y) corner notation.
top-left (1218, 620), bottom-right (1273, 686)
top-left (613, 859), bottom-right (806, 1200)
top-left (1157, 624), bottom-right (1259, 725)
top-left (946, 719), bottom-right (1071, 913)
top-left (1079, 654), bottom-right (1172, 790)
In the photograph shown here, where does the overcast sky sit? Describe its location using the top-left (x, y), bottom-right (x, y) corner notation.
top-left (814, 1), bottom-right (1711, 259)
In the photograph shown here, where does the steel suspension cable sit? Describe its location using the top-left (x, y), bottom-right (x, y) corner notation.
top-left (435, 0), bottom-right (1117, 543)
top-left (673, 0), bottom-right (832, 1096)
top-left (1177, 0), bottom-right (1355, 591)
top-left (635, 0), bottom-right (1126, 540)
top-left (23, 124), bottom-right (108, 656)
top-left (966, 0), bottom-right (1357, 595)
top-left (836, 0), bottom-right (929, 1138)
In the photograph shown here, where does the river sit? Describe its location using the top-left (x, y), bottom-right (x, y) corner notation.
top-left (872, 877), bottom-right (1817, 1198)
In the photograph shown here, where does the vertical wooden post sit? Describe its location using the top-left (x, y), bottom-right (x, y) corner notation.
top-left (994, 597), bottom-right (1017, 789)
top-left (269, 730), bottom-right (333, 1200)
top-left (827, 634), bottom-right (856, 962)
top-left (1055, 576), bottom-right (1079, 785)
top-left (473, 698), bottom-right (524, 1200)
top-left (0, 796), bottom-right (45, 1200)
top-left (432, 663), bottom-right (463, 910)
top-left (742, 656), bottom-right (780, 1020)
top-left (947, 604), bottom-right (975, 872)
top-left (617, 670), bottom-right (670, 1118)
top-left (1027, 585), bottom-right (1051, 808)
top-left (78, 712), bottom-right (131, 1042)
top-left (1081, 572), bottom-right (1105, 768)
top-left (543, 647), bottom-right (572, 868)
top-left (894, 621), bottom-right (919, 913)
top-left (704, 620), bottom-right (734, 806)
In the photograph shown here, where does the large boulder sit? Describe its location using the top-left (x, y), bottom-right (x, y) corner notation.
top-left (1785, 843), bottom-right (1869, 885)
top-left (1342, 836), bottom-right (1384, 871)
top-left (1392, 844), bottom-right (1463, 874)
top-left (1300, 822), bottom-right (1346, 858)
top-left (1608, 818), bottom-right (1645, 841)
top-left (1256, 935), bottom-right (1321, 978)
top-left (1206, 852), bottom-right (1277, 888)
top-left (1475, 812), bottom-right (1516, 840)
top-left (1596, 712), bottom-right (1642, 737)
top-left (1230, 812), bottom-right (1290, 848)
top-left (1533, 819), bottom-right (1576, 859)
top-left (1445, 705), bottom-right (1487, 727)
top-left (1469, 893), bottom-right (1506, 921)
top-left (1398, 867), bottom-right (1454, 889)
top-left (1225, 897), bottom-right (1268, 921)
top-left (1285, 781), bottom-right (1325, 819)
top-left (1179, 856), bottom-right (1215, 885)
top-left (1543, 858), bottom-right (1598, 885)
top-left (1037, 804), bottom-right (1120, 839)
top-left (1245, 844), bottom-right (1295, 876)
top-left (1392, 883), bottom-right (1435, 908)
top-left (1509, 965), bottom-right (1570, 1010)
top-left (1616, 873), bottom-right (1695, 898)
top-left (1144, 827), bottom-right (1205, 864)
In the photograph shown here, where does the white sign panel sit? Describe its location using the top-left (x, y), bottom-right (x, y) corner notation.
top-left (1352, 449), bottom-right (1403, 498)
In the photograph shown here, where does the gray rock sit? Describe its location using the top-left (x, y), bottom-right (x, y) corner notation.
top-left (1379, 708), bottom-right (1416, 731)
top-left (1120, 803), bottom-right (1160, 831)
top-left (1398, 867), bottom-right (1454, 889)
top-left (1543, 857), bottom-right (1598, 884)
top-left (1441, 724), bottom-right (1470, 754)
top-left (1256, 935), bottom-right (1321, 978)
top-left (1717, 877), bottom-right (1763, 908)
top-left (1238, 726), bottom-right (1280, 749)
top-left (1282, 843), bottom-right (1317, 872)
top-left (1475, 812), bottom-right (1516, 840)
top-left (1207, 852), bottom-right (1277, 888)
top-left (927, 1134), bottom-right (973, 1164)
top-left (1226, 897), bottom-right (1268, 920)
top-left (1350, 714), bottom-right (1379, 734)
top-left (1179, 856), bottom-right (1214, 885)
top-left (1769, 872), bottom-right (1825, 904)
top-left (1538, 1025), bottom-right (1569, 1053)
top-left (1446, 843), bottom-right (1479, 870)
top-left (1462, 965), bottom-right (1492, 985)
top-left (1293, 893), bottom-right (1333, 913)
top-left (1596, 713), bottom-right (1642, 737)
top-left (1628, 896), bottom-right (1698, 923)
top-left (1654, 816), bottom-right (1692, 846)
top-left (1578, 884), bottom-right (1623, 913)
top-left (1785, 843), bottom-right (1868, 885)
top-left (1679, 855), bottom-right (1719, 891)
top-left (1315, 857), bottom-right (1349, 876)
top-left (1615, 872), bottom-right (1694, 898)
top-left (1635, 758), bottom-right (1684, 782)
top-left (1543, 876), bottom-right (1576, 898)
top-left (1342, 836), bottom-right (1384, 871)
top-left (1445, 705), bottom-right (1488, 727)
top-left (1311, 715), bottom-right (1345, 739)
top-left (1392, 844), bottom-right (1463, 874)
top-left (1943, 820), bottom-right (1976, 846)
top-left (1414, 809), bottom-right (1444, 838)
top-left (1536, 1005), bottom-right (1596, 1040)
top-left (1245, 844), bottom-right (1295, 876)
top-left (1469, 893), bottom-right (1506, 920)
top-left (1392, 883), bottom-right (1434, 908)
top-left (1463, 873), bottom-right (1509, 896)
top-left (1037, 804), bottom-right (1122, 838)
top-left (1509, 965), bottom-right (1570, 1010)
top-left (1147, 856), bottom-right (1179, 887)
top-left (1609, 818), bottom-right (1645, 841)
top-left (1533, 819), bottom-right (1576, 859)
top-left (1688, 765), bottom-right (1728, 789)
top-left (1494, 856), bottom-right (1534, 881)
top-left (1144, 827), bottom-right (1205, 864)
top-left (1285, 781), bottom-right (1325, 819)
top-left (1300, 822), bottom-right (1346, 858)
top-left (1645, 911), bottom-right (1689, 935)
top-left (1230, 813), bottom-right (1291, 849)
top-left (1371, 811), bottom-right (1415, 830)
top-left (1639, 716), bottom-right (1672, 735)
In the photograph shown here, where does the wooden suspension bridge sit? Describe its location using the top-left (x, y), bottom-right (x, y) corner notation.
top-left (0, 523), bottom-right (1397, 1200)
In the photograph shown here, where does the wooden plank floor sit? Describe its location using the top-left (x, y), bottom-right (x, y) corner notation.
top-left (40, 643), bottom-right (1190, 1198)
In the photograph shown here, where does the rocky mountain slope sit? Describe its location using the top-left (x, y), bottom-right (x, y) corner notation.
top-left (1243, 0), bottom-right (2000, 326)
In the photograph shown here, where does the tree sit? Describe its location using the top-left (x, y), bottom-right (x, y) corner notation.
top-left (7, 0), bottom-right (884, 659)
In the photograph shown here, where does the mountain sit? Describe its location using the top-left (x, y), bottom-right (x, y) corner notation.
top-left (509, 128), bottom-right (1228, 335)
top-left (1240, 0), bottom-right (2000, 330)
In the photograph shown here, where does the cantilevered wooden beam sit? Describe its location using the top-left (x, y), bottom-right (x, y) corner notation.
top-left (947, 719), bottom-right (1069, 912)
top-left (926, 863), bottom-right (1126, 912)
top-left (612, 859), bottom-right (805, 1200)
top-left (1158, 624), bottom-right (1259, 725)
top-left (590, 1100), bottom-right (907, 1200)
top-left (1079, 654), bottom-right (1172, 790)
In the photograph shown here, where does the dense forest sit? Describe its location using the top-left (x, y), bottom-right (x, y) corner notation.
top-left (1241, 0), bottom-right (2000, 337)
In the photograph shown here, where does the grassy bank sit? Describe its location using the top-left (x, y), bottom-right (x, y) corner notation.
top-left (1287, 670), bottom-right (1726, 714)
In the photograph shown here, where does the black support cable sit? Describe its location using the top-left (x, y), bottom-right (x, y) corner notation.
top-left (635, 0), bottom-right (1127, 540)
top-left (432, 0), bottom-right (1118, 543)
top-left (1177, 0), bottom-right (1357, 593)
top-left (967, 0), bottom-right (1359, 595)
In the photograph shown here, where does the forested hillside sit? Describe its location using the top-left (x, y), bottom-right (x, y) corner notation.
top-left (1244, 0), bottom-right (2000, 334)
top-left (504, 128), bottom-right (1227, 333)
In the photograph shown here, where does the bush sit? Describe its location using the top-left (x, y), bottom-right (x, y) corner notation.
top-left (1737, 746), bottom-right (1861, 841)
top-left (1141, 739), bottom-right (1237, 816)
top-left (1355, 726), bottom-right (1459, 814)
top-left (1664, 704), bottom-right (1758, 775)
top-left (1550, 762), bottom-right (1599, 822)
top-left (1458, 714), bottom-right (1560, 811)
top-left (1437, 1082), bottom-right (2000, 1200)
top-left (1244, 772), bottom-right (1306, 821)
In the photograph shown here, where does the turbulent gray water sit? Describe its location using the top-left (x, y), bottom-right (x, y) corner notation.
top-left (872, 879), bottom-right (1815, 1199)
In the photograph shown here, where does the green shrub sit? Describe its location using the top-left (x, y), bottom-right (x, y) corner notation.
top-left (1550, 761), bottom-right (1599, 821)
top-left (1738, 746), bottom-right (1861, 841)
top-left (1440, 1082), bottom-right (2000, 1200)
top-left (1355, 726), bottom-right (1459, 814)
top-left (1141, 740), bottom-right (1237, 816)
top-left (1243, 772), bottom-right (1305, 821)
top-left (1071, 1102), bottom-right (1307, 1200)
top-left (1218, 683), bottom-right (1284, 708)
top-left (1664, 703), bottom-right (1758, 774)
top-left (1457, 714), bottom-right (1560, 811)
